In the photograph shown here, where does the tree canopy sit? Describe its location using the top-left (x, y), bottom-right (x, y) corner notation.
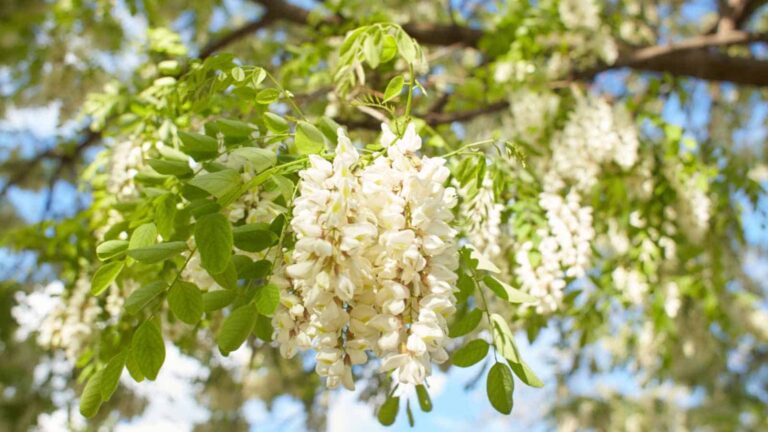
top-left (1, 0), bottom-right (768, 430)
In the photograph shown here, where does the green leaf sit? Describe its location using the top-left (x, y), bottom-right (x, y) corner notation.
top-left (252, 67), bottom-right (267, 86)
top-left (483, 275), bottom-right (536, 303)
top-left (416, 384), bottom-right (432, 412)
top-left (363, 34), bottom-right (380, 68)
top-left (179, 131), bottom-right (218, 160)
top-left (125, 281), bottom-right (166, 315)
top-left (406, 399), bottom-right (414, 427)
top-left (487, 362), bottom-right (514, 415)
top-left (467, 245), bottom-right (501, 273)
top-left (168, 281), bottom-right (204, 324)
top-left (188, 169), bottom-right (242, 200)
top-left (239, 259), bottom-right (271, 279)
top-left (449, 308), bottom-right (483, 338)
top-left (229, 147), bottom-right (276, 173)
top-left (91, 261), bottom-right (125, 296)
top-left (295, 121), bottom-right (326, 154)
top-left (383, 75), bottom-right (404, 102)
top-left (127, 241), bottom-right (187, 262)
top-left (253, 283), bottom-right (280, 316)
top-left (381, 34), bottom-right (397, 63)
top-left (131, 320), bottom-right (165, 380)
top-left (218, 304), bottom-right (257, 355)
top-left (209, 119), bottom-right (255, 140)
top-left (254, 314), bottom-right (273, 341)
top-left (157, 143), bottom-right (189, 162)
top-left (455, 271), bottom-right (475, 304)
top-left (396, 32), bottom-right (417, 63)
top-left (100, 351), bottom-right (127, 401)
top-left (377, 396), bottom-right (399, 426)
top-left (232, 223), bottom-right (277, 252)
top-left (203, 290), bottom-right (237, 312)
top-left (96, 240), bottom-right (129, 261)
top-left (211, 259), bottom-right (238, 290)
top-left (231, 66), bottom-right (245, 81)
top-left (79, 370), bottom-right (104, 418)
top-left (452, 339), bottom-right (489, 367)
top-left (317, 116), bottom-right (342, 143)
top-left (148, 159), bottom-right (193, 177)
top-left (255, 87), bottom-right (281, 104)
top-left (125, 350), bottom-right (145, 382)
top-left (129, 223), bottom-right (158, 250)
top-left (264, 112), bottom-right (289, 134)
top-left (509, 360), bottom-right (544, 388)
top-left (195, 213), bottom-right (233, 275)
top-left (156, 194), bottom-right (177, 240)
top-left (489, 313), bottom-right (519, 363)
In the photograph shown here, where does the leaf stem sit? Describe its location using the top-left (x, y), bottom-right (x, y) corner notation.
top-left (442, 139), bottom-right (496, 159)
top-left (404, 63), bottom-right (415, 119)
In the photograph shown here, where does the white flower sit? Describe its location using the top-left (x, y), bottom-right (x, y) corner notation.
top-left (461, 173), bottom-right (504, 264)
top-left (559, 0), bottom-right (600, 30)
top-left (515, 191), bottom-right (593, 313)
top-left (279, 123), bottom-right (459, 390)
top-left (549, 94), bottom-right (640, 192)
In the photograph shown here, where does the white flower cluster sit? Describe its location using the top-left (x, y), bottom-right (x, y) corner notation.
top-left (461, 173), bottom-right (504, 262)
top-left (558, 0), bottom-right (600, 30)
top-left (556, 0), bottom-right (618, 65)
top-left (108, 140), bottom-right (152, 198)
top-left (31, 276), bottom-right (122, 363)
top-left (665, 163), bottom-right (711, 242)
top-left (612, 266), bottom-right (649, 305)
top-left (274, 123), bottom-right (458, 391)
top-left (549, 95), bottom-right (639, 192)
top-left (505, 89), bottom-right (560, 140)
top-left (515, 191), bottom-right (594, 313)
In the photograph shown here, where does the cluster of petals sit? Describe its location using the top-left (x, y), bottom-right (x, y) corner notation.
top-left (549, 94), bottom-right (639, 192)
top-left (515, 191), bottom-right (593, 313)
top-left (274, 123), bottom-right (458, 391)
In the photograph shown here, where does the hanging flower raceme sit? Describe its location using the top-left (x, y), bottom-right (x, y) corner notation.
top-left (275, 123), bottom-right (458, 392)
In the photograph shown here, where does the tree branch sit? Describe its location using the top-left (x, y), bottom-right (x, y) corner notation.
top-left (713, 0), bottom-right (768, 33)
top-left (0, 129), bottom-right (101, 198)
top-left (199, 14), bottom-right (276, 59)
top-left (576, 29), bottom-right (768, 87)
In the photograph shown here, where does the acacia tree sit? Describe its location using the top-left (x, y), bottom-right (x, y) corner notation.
top-left (2, 0), bottom-right (768, 430)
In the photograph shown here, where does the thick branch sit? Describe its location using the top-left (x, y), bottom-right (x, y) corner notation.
top-left (199, 14), bottom-right (276, 59)
top-left (253, 0), bottom-right (768, 87)
top-left (0, 129), bottom-right (101, 198)
top-left (577, 29), bottom-right (768, 86)
top-left (614, 49), bottom-right (768, 87)
top-left (714, 0), bottom-right (768, 32)
top-left (253, 0), bottom-right (482, 46)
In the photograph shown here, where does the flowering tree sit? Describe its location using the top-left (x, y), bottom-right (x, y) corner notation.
top-left (2, 0), bottom-right (768, 430)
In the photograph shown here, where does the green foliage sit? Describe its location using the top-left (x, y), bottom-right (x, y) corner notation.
top-left (194, 213), bottom-right (233, 275)
top-left (448, 308), bottom-right (483, 337)
top-left (90, 261), bottom-right (125, 296)
top-left (125, 281), bottom-right (166, 315)
top-left (452, 339), bottom-right (489, 367)
top-left (168, 281), bottom-right (204, 324)
top-left (487, 363), bottom-right (514, 415)
top-left (131, 320), bottom-right (165, 381)
top-left (217, 304), bottom-right (257, 355)
top-left (377, 396), bottom-right (400, 426)
top-left (294, 121), bottom-right (327, 155)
